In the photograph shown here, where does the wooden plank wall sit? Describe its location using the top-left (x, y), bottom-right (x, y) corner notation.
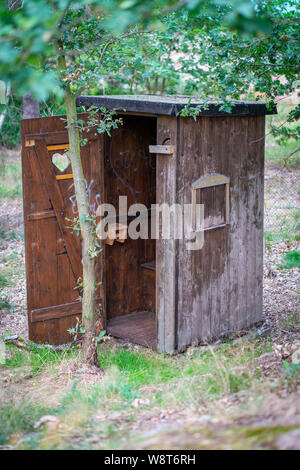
top-left (176, 115), bottom-right (265, 351)
top-left (21, 114), bottom-right (104, 344)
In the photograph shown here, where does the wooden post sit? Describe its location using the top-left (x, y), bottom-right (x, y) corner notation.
top-left (156, 116), bottom-right (178, 354)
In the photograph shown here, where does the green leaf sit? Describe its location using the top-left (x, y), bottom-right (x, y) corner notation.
top-left (96, 330), bottom-right (106, 342)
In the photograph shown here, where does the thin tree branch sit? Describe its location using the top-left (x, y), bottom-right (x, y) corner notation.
top-left (95, 30), bottom-right (152, 72)
top-left (56, 0), bottom-right (72, 30)
top-left (251, 117), bottom-right (291, 144)
top-left (252, 63), bottom-right (299, 68)
top-left (284, 146), bottom-right (300, 167)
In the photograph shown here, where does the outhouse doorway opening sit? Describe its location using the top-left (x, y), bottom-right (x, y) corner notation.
top-left (104, 114), bottom-right (157, 349)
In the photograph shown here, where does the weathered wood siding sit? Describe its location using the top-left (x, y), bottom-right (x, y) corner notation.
top-left (176, 115), bottom-right (265, 351)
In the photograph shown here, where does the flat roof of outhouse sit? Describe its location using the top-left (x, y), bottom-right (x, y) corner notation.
top-left (76, 94), bottom-right (275, 117)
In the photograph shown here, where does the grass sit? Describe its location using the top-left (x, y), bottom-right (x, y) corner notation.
top-left (1, 250), bottom-right (20, 264)
top-left (2, 343), bottom-right (78, 374)
top-left (0, 162), bottom-right (22, 199)
top-left (0, 400), bottom-right (49, 447)
top-left (278, 312), bottom-right (300, 333)
top-left (100, 347), bottom-right (179, 386)
top-left (0, 273), bottom-right (14, 288)
top-left (0, 184), bottom-right (22, 199)
top-left (0, 337), bottom-right (274, 449)
top-left (0, 227), bottom-right (24, 242)
top-left (2, 338), bottom-right (266, 388)
top-left (98, 339), bottom-right (271, 391)
top-left (0, 329), bottom-right (272, 394)
top-left (1, 332), bottom-right (300, 450)
top-left (264, 208), bottom-right (300, 243)
top-left (265, 231), bottom-right (300, 245)
top-left (265, 96), bottom-right (300, 169)
top-left (279, 250), bottom-right (300, 269)
top-left (265, 139), bottom-right (299, 169)
top-left (0, 300), bottom-right (13, 310)
top-left (281, 363), bottom-right (300, 393)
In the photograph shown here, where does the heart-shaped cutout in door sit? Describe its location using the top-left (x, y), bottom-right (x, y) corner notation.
top-left (52, 152), bottom-right (70, 172)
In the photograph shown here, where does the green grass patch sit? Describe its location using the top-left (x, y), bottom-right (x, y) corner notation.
top-left (0, 183), bottom-right (22, 198)
top-left (99, 347), bottom-right (179, 386)
top-left (279, 312), bottom-right (300, 332)
top-left (265, 230), bottom-right (300, 244)
top-left (98, 339), bottom-right (272, 398)
top-left (265, 99), bottom-right (300, 169)
top-left (281, 362), bottom-right (300, 393)
top-left (0, 338), bottom-right (273, 449)
top-left (0, 162), bottom-right (22, 199)
top-left (279, 250), bottom-right (300, 269)
top-left (0, 227), bottom-right (24, 243)
top-left (0, 300), bottom-right (13, 310)
top-left (0, 273), bottom-right (14, 288)
top-left (1, 251), bottom-right (19, 265)
top-left (2, 343), bottom-right (77, 374)
top-left (60, 366), bottom-right (138, 415)
top-left (264, 196), bottom-right (300, 243)
top-left (265, 140), bottom-right (300, 168)
top-left (0, 400), bottom-right (48, 446)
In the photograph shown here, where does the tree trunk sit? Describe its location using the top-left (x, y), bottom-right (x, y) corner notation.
top-left (57, 54), bottom-right (98, 366)
top-left (7, 1), bottom-right (40, 122)
top-left (0, 82), bottom-right (11, 132)
top-left (22, 93), bottom-right (40, 119)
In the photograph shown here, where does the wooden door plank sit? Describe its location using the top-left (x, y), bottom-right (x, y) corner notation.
top-left (27, 210), bottom-right (56, 221)
top-left (31, 297), bottom-right (103, 323)
top-left (31, 300), bottom-right (82, 322)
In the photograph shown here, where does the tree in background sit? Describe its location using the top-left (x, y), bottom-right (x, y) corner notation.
top-left (6, 1), bottom-right (40, 119)
top-left (0, 0), bottom-right (281, 364)
top-left (96, 1), bottom-right (299, 159)
top-left (183, 0), bottom-right (299, 160)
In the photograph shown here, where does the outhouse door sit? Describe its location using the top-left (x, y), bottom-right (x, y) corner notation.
top-left (21, 114), bottom-right (105, 344)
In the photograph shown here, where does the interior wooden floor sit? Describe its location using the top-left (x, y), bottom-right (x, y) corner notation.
top-left (107, 311), bottom-right (156, 349)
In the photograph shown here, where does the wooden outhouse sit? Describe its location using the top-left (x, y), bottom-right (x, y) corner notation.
top-left (21, 95), bottom-right (274, 353)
